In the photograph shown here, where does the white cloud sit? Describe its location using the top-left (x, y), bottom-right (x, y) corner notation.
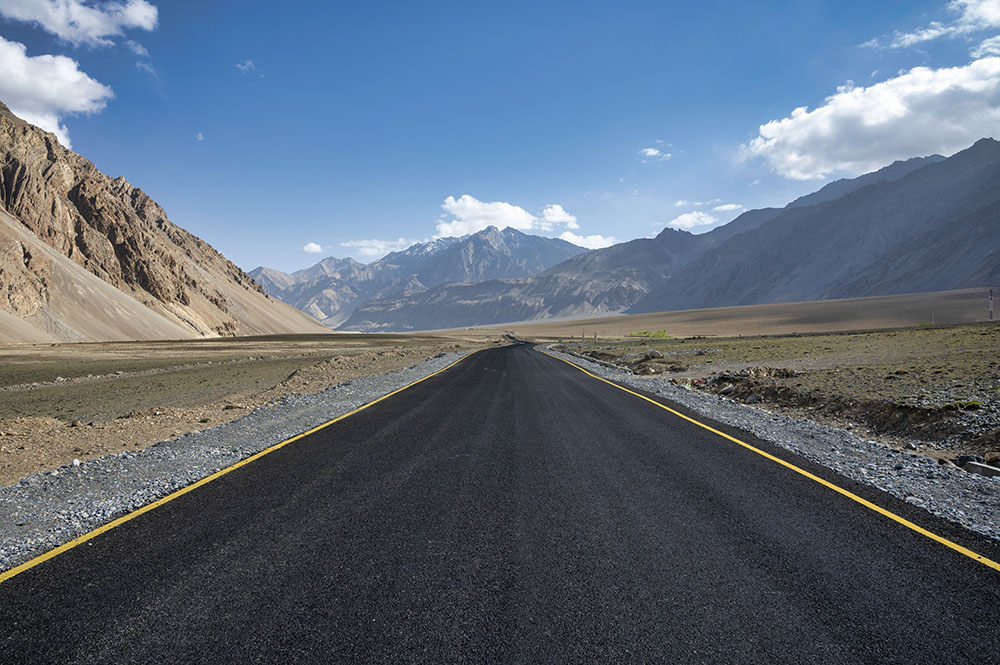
top-left (712, 203), bottom-right (744, 212)
top-left (194, 132), bottom-right (204, 141)
top-left (124, 39), bottom-right (148, 56)
top-left (0, 0), bottom-right (158, 47)
top-left (674, 198), bottom-right (721, 207)
top-left (744, 57), bottom-right (1000, 180)
top-left (435, 194), bottom-right (580, 237)
top-left (339, 237), bottom-right (412, 258)
top-left (873, 0), bottom-right (1000, 48)
top-left (541, 204), bottom-right (579, 229)
top-left (559, 231), bottom-right (616, 249)
top-left (302, 242), bottom-right (324, 254)
top-left (236, 59), bottom-right (256, 73)
top-left (666, 211), bottom-right (719, 232)
top-left (973, 34), bottom-right (1000, 56)
top-left (639, 146), bottom-right (672, 162)
top-left (135, 60), bottom-right (154, 74)
top-left (0, 36), bottom-right (113, 147)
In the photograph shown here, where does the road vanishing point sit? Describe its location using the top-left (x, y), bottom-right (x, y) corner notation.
top-left (2, 343), bottom-right (1000, 663)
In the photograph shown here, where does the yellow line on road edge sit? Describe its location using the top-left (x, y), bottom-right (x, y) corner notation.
top-left (0, 350), bottom-right (479, 586)
top-left (539, 348), bottom-right (1000, 573)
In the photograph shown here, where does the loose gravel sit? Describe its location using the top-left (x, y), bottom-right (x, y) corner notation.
top-left (547, 346), bottom-right (1000, 543)
top-left (0, 351), bottom-right (472, 574)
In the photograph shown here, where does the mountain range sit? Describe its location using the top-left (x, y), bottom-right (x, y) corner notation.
top-left (0, 101), bottom-right (325, 343)
top-left (333, 149), bottom-right (990, 331)
top-left (249, 227), bottom-right (586, 327)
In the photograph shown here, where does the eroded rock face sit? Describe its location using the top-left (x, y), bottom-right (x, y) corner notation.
top-left (0, 238), bottom-right (49, 317)
top-left (0, 101), bottom-right (297, 338)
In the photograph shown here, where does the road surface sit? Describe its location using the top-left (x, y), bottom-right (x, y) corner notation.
top-left (2, 343), bottom-right (999, 663)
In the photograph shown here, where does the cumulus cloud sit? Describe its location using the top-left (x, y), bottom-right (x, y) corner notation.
top-left (882, 0), bottom-right (1000, 48)
top-left (558, 232), bottom-right (616, 249)
top-left (0, 36), bottom-right (113, 147)
top-left (236, 59), bottom-right (256, 73)
top-left (541, 204), bottom-right (579, 229)
top-left (340, 237), bottom-right (412, 258)
top-left (435, 194), bottom-right (581, 237)
top-left (712, 203), bottom-right (744, 212)
top-left (302, 242), bottom-right (324, 254)
top-left (0, 0), bottom-right (158, 47)
top-left (744, 57), bottom-right (1000, 179)
top-left (666, 211), bottom-right (719, 232)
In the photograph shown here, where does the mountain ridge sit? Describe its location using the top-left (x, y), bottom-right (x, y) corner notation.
top-left (336, 143), bottom-right (999, 331)
top-left (0, 101), bottom-right (326, 342)
top-left (250, 226), bottom-right (587, 327)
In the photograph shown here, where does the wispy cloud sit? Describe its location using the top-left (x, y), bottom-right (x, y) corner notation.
top-left (712, 203), bottom-right (744, 212)
top-left (195, 132), bottom-right (204, 141)
top-left (236, 59), bottom-right (257, 73)
top-left (674, 198), bottom-right (721, 207)
top-left (866, 0), bottom-right (1000, 49)
top-left (340, 238), bottom-right (413, 258)
top-left (638, 146), bottom-right (671, 162)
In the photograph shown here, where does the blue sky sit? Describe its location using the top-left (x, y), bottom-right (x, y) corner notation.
top-left (2, 1), bottom-right (1000, 272)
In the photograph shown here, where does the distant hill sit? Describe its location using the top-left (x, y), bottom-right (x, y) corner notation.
top-left (337, 149), bottom-right (955, 331)
top-left (0, 101), bottom-right (326, 342)
top-left (250, 226), bottom-right (587, 327)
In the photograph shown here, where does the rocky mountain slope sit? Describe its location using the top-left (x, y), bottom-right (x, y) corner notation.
top-left (632, 138), bottom-right (1000, 313)
top-left (0, 101), bottom-right (325, 342)
top-left (341, 143), bottom-right (996, 331)
top-left (250, 226), bottom-right (586, 327)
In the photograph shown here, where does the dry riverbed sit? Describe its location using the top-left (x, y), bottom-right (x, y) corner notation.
top-left (557, 322), bottom-right (1000, 465)
top-left (0, 334), bottom-right (490, 486)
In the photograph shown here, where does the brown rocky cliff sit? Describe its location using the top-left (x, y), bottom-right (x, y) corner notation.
top-left (0, 101), bottom-right (314, 338)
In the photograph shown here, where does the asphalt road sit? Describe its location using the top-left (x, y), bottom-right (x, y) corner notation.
top-left (2, 343), bottom-right (1000, 663)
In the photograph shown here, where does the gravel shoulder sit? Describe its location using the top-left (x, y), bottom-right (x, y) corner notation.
top-left (0, 349), bottom-right (476, 574)
top-left (545, 345), bottom-right (1000, 543)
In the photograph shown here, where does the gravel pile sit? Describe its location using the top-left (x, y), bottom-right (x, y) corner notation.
top-left (547, 346), bottom-right (1000, 542)
top-left (0, 351), bottom-right (471, 573)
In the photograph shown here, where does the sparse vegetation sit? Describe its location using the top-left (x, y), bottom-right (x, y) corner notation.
top-left (0, 334), bottom-right (485, 485)
top-left (556, 321), bottom-right (1000, 457)
top-left (629, 329), bottom-right (671, 338)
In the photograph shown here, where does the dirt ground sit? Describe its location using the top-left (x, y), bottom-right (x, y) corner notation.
top-left (457, 287), bottom-right (996, 340)
top-left (559, 322), bottom-right (1000, 461)
top-left (0, 333), bottom-right (493, 486)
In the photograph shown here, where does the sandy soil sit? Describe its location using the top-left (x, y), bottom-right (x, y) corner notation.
top-left (0, 334), bottom-right (494, 486)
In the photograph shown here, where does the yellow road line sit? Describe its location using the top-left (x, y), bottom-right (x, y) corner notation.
top-left (0, 350), bottom-right (479, 587)
top-left (539, 347), bottom-right (1000, 573)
